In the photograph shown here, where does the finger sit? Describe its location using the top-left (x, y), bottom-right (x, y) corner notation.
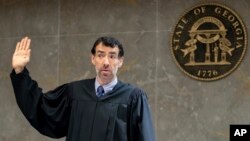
top-left (22, 37), bottom-right (28, 50)
top-left (19, 38), bottom-right (25, 50)
top-left (15, 42), bottom-right (21, 53)
top-left (25, 38), bottom-right (31, 50)
top-left (20, 37), bottom-right (27, 50)
top-left (27, 49), bottom-right (31, 59)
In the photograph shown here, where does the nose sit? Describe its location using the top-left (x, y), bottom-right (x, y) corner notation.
top-left (103, 56), bottom-right (110, 67)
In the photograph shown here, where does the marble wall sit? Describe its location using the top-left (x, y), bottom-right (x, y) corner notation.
top-left (0, 0), bottom-right (250, 141)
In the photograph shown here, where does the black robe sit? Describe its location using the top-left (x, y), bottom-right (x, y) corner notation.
top-left (10, 68), bottom-right (155, 141)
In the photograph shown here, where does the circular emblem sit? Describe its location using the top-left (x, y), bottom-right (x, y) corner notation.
top-left (171, 3), bottom-right (247, 81)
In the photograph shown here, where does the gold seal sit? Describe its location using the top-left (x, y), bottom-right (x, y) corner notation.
top-left (171, 3), bottom-right (247, 81)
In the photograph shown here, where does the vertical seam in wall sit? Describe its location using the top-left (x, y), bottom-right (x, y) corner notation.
top-left (56, 0), bottom-right (61, 85)
top-left (57, 0), bottom-right (61, 85)
top-left (155, 0), bottom-right (159, 139)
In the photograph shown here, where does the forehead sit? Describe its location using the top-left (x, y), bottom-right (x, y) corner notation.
top-left (96, 43), bottom-right (119, 53)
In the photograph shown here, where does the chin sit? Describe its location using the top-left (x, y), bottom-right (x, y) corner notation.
top-left (101, 75), bottom-right (112, 80)
top-left (100, 74), bottom-right (114, 81)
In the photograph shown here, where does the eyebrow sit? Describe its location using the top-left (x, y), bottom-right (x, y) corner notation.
top-left (109, 51), bottom-right (117, 55)
top-left (96, 50), bottom-right (117, 55)
top-left (96, 50), bottom-right (105, 54)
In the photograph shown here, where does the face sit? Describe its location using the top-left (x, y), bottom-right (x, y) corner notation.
top-left (91, 43), bottom-right (124, 85)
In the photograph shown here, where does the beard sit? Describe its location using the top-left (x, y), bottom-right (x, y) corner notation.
top-left (96, 70), bottom-right (114, 85)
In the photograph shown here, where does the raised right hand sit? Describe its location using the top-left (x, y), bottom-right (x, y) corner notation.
top-left (12, 37), bottom-right (31, 74)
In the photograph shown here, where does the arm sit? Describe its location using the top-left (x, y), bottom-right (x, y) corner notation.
top-left (10, 37), bottom-right (71, 138)
top-left (129, 88), bottom-right (156, 141)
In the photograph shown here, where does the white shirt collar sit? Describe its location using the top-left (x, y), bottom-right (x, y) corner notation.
top-left (95, 77), bottom-right (118, 95)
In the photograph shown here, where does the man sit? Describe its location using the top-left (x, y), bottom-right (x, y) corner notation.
top-left (10, 36), bottom-right (155, 141)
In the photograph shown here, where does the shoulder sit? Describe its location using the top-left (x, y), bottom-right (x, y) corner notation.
top-left (120, 81), bottom-right (148, 103)
top-left (68, 78), bottom-right (95, 87)
top-left (126, 85), bottom-right (150, 107)
top-left (61, 78), bottom-right (95, 94)
top-left (130, 86), bottom-right (148, 99)
top-left (118, 80), bottom-right (147, 95)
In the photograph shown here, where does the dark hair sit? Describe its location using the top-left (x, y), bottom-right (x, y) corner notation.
top-left (91, 37), bottom-right (124, 57)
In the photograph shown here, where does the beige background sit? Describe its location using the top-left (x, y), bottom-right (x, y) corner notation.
top-left (0, 0), bottom-right (250, 141)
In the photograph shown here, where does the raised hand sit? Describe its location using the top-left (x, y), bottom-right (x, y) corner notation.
top-left (12, 37), bottom-right (31, 74)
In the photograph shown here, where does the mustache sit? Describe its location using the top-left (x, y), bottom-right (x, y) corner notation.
top-left (100, 68), bottom-right (110, 71)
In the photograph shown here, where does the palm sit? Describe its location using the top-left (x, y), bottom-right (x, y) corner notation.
top-left (12, 37), bottom-right (31, 72)
top-left (12, 50), bottom-right (30, 68)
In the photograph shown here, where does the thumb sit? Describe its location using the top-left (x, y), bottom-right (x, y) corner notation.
top-left (27, 49), bottom-right (31, 59)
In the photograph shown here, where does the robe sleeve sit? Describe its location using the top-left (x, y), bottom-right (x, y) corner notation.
top-left (10, 68), bottom-right (71, 138)
top-left (129, 88), bottom-right (156, 141)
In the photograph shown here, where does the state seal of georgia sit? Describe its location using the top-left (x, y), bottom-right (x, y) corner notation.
top-left (171, 3), bottom-right (247, 81)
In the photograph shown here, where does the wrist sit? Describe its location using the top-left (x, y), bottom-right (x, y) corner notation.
top-left (14, 67), bottom-right (24, 74)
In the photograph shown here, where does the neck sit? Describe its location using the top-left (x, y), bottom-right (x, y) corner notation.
top-left (96, 76), bottom-right (117, 85)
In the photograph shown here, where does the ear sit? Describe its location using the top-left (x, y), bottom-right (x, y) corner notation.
top-left (91, 55), bottom-right (95, 65)
top-left (118, 57), bottom-right (124, 68)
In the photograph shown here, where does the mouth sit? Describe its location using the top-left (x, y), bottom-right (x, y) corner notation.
top-left (101, 69), bottom-right (110, 73)
top-left (100, 69), bottom-right (111, 77)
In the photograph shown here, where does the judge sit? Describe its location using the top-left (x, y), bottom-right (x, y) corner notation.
top-left (10, 36), bottom-right (156, 141)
